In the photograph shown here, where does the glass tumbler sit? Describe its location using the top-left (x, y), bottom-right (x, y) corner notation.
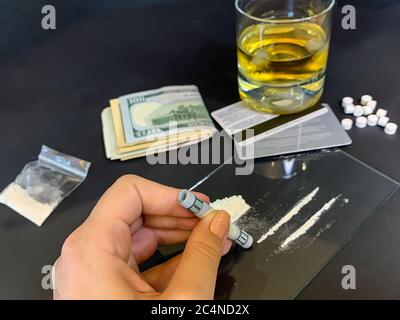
top-left (236, 0), bottom-right (335, 114)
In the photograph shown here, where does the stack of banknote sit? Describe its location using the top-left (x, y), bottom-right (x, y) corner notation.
top-left (101, 85), bottom-right (217, 161)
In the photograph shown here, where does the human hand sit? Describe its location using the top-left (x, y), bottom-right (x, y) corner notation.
top-left (53, 175), bottom-right (232, 300)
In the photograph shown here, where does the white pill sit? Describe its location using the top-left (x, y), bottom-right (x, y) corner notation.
top-left (384, 123), bottom-right (398, 135)
top-left (363, 106), bottom-right (374, 116)
top-left (353, 105), bottom-right (364, 117)
top-left (367, 114), bottom-right (378, 126)
top-left (344, 104), bottom-right (354, 114)
top-left (367, 100), bottom-right (377, 111)
top-left (378, 116), bottom-right (390, 127)
top-left (341, 118), bottom-right (353, 131)
top-left (376, 109), bottom-right (388, 118)
top-left (342, 97), bottom-right (354, 107)
top-left (356, 116), bottom-right (367, 128)
top-left (361, 95), bottom-right (373, 106)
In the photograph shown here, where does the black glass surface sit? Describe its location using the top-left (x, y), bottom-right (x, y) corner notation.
top-left (191, 151), bottom-right (399, 299)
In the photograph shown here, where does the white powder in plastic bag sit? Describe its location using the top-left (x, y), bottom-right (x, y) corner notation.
top-left (0, 183), bottom-right (55, 226)
top-left (0, 145), bottom-right (91, 227)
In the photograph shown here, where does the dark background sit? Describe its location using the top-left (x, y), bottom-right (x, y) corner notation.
top-left (0, 0), bottom-right (399, 299)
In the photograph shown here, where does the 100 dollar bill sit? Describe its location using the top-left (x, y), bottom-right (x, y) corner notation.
top-left (119, 85), bottom-right (216, 144)
top-left (101, 107), bottom-right (213, 161)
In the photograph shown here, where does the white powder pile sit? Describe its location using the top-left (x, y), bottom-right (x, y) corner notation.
top-left (280, 195), bottom-right (340, 249)
top-left (0, 183), bottom-right (55, 227)
top-left (257, 187), bottom-right (320, 244)
top-left (211, 195), bottom-right (251, 223)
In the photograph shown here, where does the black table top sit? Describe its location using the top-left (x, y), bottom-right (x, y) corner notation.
top-left (0, 0), bottom-right (399, 299)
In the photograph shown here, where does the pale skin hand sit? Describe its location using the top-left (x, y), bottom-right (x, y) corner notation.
top-left (53, 175), bottom-right (232, 300)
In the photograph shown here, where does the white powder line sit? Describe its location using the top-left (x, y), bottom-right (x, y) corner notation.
top-left (257, 187), bottom-right (320, 244)
top-left (280, 195), bottom-right (340, 249)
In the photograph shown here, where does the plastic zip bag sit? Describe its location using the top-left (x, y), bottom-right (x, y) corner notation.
top-left (0, 146), bottom-right (91, 226)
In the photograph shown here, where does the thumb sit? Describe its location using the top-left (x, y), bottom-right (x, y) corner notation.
top-left (164, 210), bottom-right (230, 300)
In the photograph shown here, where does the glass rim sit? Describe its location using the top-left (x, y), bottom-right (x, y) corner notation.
top-left (235, 0), bottom-right (336, 24)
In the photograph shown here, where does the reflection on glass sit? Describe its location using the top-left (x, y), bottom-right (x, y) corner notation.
top-left (255, 158), bottom-right (309, 180)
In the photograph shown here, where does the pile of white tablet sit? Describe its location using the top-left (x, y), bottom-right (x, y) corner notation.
top-left (341, 95), bottom-right (397, 135)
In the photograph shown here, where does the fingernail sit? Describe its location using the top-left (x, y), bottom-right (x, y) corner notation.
top-left (210, 211), bottom-right (230, 241)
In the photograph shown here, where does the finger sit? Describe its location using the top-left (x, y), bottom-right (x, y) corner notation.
top-left (131, 228), bottom-right (190, 264)
top-left (142, 239), bottom-right (231, 293)
top-left (153, 229), bottom-right (192, 245)
top-left (222, 239), bottom-right (233, 256)
top-left (92, 175), bottom-right (209, 227)
top-left (144, 216), bottom-right (199, 231)
top-left (164, 210), bottom-right (230, 300)
top-left (142, 254), bottom-right (182, 292)
top-left (130, 216), bottom-right (143, 234)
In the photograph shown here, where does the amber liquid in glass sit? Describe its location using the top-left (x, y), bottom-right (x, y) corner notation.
top-left (237, 22), bottom-right (329, 114)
